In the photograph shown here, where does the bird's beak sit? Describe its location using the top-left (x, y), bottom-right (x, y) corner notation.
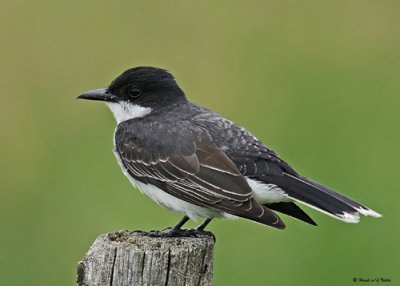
top-left (77, 88), bottom-right (119, 102)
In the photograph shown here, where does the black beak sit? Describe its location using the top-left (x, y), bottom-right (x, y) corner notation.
top-left (77, 88), bottom-right (119, 102)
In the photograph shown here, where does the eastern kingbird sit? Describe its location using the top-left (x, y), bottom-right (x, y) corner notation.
top-left (78, 66), bottom-right (381, 233)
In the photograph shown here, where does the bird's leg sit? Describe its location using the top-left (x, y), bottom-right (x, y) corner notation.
top-left (147, 216), bottom-right (215, 240)
top-left (197, 218), bottom-right (213, 231)
top-left (167, 215), bottom-right (190, 235)
top-left (196, 218), bottom-right (216, 242)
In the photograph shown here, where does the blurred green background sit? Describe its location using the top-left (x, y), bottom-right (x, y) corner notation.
top-left (1, 1), bottom-right (399, 285)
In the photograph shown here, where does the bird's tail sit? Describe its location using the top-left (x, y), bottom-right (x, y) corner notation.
top-left (263, 173), bottom-right (382, 223)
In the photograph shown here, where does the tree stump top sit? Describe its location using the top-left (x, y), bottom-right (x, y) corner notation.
top-left (77, 230), bottom-right (215, 286)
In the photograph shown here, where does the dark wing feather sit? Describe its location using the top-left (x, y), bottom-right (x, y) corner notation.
top-left (115, 120), bottom-right (285, 229)
top-left (168, 154), bottom-right (200, 174)
top-left (265, 202), bottom-right (317, 226)
top-left (191, 113), bottom-right (299, 177)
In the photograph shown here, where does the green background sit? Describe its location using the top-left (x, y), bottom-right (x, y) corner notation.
top-left (1, 1), bottom-right (399, 285)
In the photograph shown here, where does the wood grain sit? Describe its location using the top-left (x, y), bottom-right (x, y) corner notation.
top-left (77, 230), bottom-right (215, 286)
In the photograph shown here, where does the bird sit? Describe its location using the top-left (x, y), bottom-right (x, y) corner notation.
top-left (77, 66), bottom-right (381, 234)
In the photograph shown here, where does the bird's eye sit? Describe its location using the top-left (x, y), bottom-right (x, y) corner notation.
top-left (128, 88), bottom-right (142, 99)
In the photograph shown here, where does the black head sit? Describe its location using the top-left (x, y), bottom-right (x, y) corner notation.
top-left (78, 66), bottom-right (186, 109)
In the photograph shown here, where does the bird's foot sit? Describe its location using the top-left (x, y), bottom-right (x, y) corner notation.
top-left (144, 228), bottom-right (215, 242)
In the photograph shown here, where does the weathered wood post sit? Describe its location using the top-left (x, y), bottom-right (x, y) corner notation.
top-left (76, 230), bottom-right (215, 286)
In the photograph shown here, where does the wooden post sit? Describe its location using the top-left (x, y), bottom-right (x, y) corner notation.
top-left (76, 230), bottom-right (215, 286)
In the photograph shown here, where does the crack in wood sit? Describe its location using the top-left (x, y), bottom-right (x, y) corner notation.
top-left (109, 247), bottom-right (117, 286)
top-left (165, 248), bottom-right (171, 286)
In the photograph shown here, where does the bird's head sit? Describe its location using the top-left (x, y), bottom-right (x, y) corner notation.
top-left (78, 66), bottom-right (186, 123)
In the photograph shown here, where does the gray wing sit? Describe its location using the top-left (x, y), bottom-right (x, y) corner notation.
top-left (192, 111), bottom-right (377, 224)
top-left (192, 112), bottom-right (319, 225)
top-left (115, 118), bottom-right (285, 229)
top-left (191, 112), bottom-right (298, 178)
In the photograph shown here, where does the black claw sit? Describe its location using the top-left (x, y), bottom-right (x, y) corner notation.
top-left (145, 230), bottom-right (167, 237)
top-left (140, 228), bottom-right (215, 242)
top-left (167, 228), bottom-right (197, 237)
top-left (131, 215), bottom-right (215, 242)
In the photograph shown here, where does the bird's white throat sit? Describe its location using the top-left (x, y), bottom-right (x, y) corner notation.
top-left (106, 102), bottom-right (152, 124)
